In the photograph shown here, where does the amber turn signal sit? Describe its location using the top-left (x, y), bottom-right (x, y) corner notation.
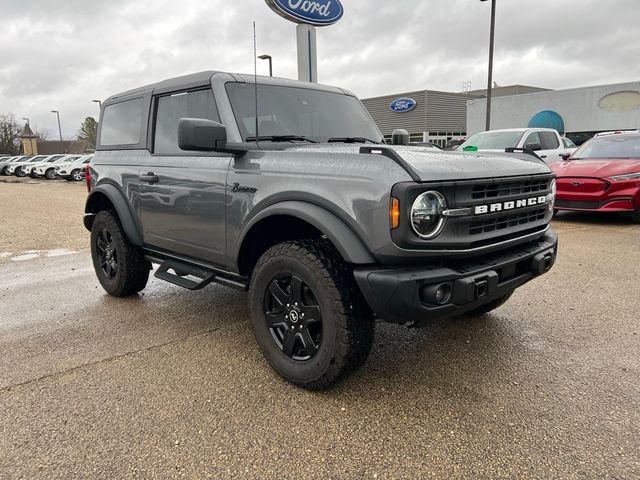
top-left (390, 197), bottom-right (400, 229)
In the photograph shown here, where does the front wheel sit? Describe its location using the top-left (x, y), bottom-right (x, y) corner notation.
top-left (44, 168), bottom-right (56, 180)
top-left (90, 210), bottom-right (150, 296)
top-left (15, 168), bottom-right (26, 177)
top-left (465, 291), bottom-right (514, 317)
top-left (71, 169), bottom-right (83, 181)
top-left (249, 239), bottom-right (374, 390)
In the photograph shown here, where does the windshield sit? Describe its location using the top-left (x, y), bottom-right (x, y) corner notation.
top-left (226, 83), bottom-right (383, 143)
top-left (571, 135), bottom-right (640, 160)
top-left (562, 137), bottom-right (576, 148)
top-left (460, 131), bottom-right (525, 150)
top-left (28, 156), bottom-right (47, 162)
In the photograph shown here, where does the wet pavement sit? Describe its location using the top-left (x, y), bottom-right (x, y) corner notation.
top-left (0, 207), bottom-right (639, 478)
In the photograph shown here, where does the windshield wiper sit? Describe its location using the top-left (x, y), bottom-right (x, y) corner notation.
top-left (246, 135), bottom-right (317, 143)
top-left (328, 137), bottom-right (379, 144)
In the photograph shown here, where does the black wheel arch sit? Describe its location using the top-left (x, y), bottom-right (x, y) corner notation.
top-left (84, 184), bottom-right (143, 246)
top-left (236, 201), bottom-right (375, 276)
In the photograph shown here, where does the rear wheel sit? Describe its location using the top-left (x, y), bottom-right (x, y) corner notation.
top-left (90, 210), bottom-right (150, 296)
top-left (71, 169), bottom-right (83, 181)
top-left (465, 291), bottom-right (514, 317)
top-left (249, 239), bottom-right (374, 390)
top-left (44, 168), bottom-right (56, 180)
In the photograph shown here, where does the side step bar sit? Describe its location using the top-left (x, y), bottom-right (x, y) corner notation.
top-left (149, 257), bottom-right (248, 291)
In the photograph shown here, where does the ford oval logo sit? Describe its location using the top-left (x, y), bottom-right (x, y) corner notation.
top-left (265, 0), bottom-right (344, 26)
top-left (390, 97), bottom-right (417, 113)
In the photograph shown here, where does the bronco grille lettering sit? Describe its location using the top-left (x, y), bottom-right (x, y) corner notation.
top-left (474, 196), bottom-right (548, 215)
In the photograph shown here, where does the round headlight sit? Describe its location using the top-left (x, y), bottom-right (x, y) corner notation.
top-left (411, 191), bottom-right (447, 239)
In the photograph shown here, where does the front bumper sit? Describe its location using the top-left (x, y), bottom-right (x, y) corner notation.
top-left (354, 231), bottom-right (558, 326)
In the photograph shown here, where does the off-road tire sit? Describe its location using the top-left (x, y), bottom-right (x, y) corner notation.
top-left (465, 291), bottom-right (514, 317)
top-left (91, 210), bottom-right (150, 296)
top-left (249, 239), bottom-right (374, 390)
top-left (44, 168), bottom-right (56, 180)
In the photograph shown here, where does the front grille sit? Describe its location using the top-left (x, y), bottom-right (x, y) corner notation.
top-left (471, 178), bottom-right (550, 200)
top-left (555, 199), bottom-right (601, 209)
top-left (469, 208), bottom-right (547, 235)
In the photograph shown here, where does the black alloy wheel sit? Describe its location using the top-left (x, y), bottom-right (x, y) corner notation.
top-left (264, 273), bottom-right (323, 361)
top-left (95, 228), bottom-right (118, 280)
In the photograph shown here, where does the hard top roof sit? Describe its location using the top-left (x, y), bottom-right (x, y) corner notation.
top-left (104, 71), bottom-right (350, 104)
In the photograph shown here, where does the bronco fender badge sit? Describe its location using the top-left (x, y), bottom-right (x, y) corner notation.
top-left (231, 183), bottom-right (257, 194)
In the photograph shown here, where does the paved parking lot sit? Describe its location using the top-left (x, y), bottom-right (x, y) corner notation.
top-left (0, 180), bottom-right (638, 479)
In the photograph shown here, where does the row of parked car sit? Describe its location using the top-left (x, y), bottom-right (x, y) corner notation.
top-left (0, 154), bottom-right (93, 181)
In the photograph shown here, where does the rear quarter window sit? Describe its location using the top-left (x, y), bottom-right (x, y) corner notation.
top-left (100, 97), bottom-right (145, 146)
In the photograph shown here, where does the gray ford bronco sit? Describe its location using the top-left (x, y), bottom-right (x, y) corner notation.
top-left (85, 71), bottom-right (558, 389)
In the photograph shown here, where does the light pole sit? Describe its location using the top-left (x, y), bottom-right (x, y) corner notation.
top-left (258, 54), bottom-right (273, 77)
top-left (51, 110), bottom-right (63, 142)
top-left (22, 117), bottom-right (30, 126)
top-left (92, 99), bottom-right (102, 108)
top-left (481, 0), bottom-right (496, 131)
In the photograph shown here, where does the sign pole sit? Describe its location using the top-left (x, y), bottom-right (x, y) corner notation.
top-left (296, 24), bottom-right (317, 83)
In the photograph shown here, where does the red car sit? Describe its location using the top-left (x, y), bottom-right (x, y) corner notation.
top-left (550, 131), bottom-right (640, 223)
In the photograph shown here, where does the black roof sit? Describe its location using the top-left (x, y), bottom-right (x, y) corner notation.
top-left (104, 70), bottom-right (348, 104)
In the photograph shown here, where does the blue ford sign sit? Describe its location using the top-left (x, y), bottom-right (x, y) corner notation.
top-left (265, 0), bottom-right (344, 26)
top-left (390, 98), bottom-right (417, 113)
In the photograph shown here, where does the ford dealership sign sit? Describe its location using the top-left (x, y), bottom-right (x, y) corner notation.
top-left (265, 0), bottom-right (344, 26)
top-left (390, 98), bottom-right (417, 113)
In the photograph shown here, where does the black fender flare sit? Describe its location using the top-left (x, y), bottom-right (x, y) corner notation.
top-left (238, 201), bottom-right (375, 265)
top-left (84, 184), bottom-right (143, 246)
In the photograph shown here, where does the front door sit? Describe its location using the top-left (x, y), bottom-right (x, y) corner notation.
top-left (139, 88), bottom-right (231, 267)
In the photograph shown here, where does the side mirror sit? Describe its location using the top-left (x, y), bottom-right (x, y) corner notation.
top-left (391, 129), bottom-right (410, 146)
top-left (560, 153), bottom-right (571, 160)
top-left (178, 118), bottom-right (228, 151)
top-left (524, 142), bottom-right (542, 151)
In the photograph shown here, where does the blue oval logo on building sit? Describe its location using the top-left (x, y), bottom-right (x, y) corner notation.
top-left (265, 0), bottom-right (344, 26)
top-left (390, 98), bottom-right (417, 113)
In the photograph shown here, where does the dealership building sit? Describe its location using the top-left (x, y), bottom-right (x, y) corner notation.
top-left (361, 85), bottom-right (548, 147)
top-left (363, 81), bottom-right (640, 146)
top-left (466, 81), bottom-right (640, 144)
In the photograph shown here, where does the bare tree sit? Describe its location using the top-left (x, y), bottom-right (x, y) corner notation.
top-left (0, 114), bottom-right (21, 155)
top-left (33, 127), bottom-right (50, 141)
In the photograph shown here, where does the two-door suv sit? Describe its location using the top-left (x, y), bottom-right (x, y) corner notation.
top-left (85, 71), bottom-right (558, 389)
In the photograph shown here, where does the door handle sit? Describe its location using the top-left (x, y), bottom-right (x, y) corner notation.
top-left (140, 172), bottom-right (159, 183)
top-left (539, 155), bottom-right (547, 159)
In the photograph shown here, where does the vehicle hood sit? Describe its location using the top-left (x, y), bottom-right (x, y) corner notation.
top-left (550, 158), bottom-right (640, 178)
top-left (280, 144), bottom-right (551, 181)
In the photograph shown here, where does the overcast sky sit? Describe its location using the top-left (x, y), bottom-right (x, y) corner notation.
top-left (1, 0), bottom-right (639, 139)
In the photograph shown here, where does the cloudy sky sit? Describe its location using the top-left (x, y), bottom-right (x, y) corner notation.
top-left (1, 0), bottom-right (639, 139)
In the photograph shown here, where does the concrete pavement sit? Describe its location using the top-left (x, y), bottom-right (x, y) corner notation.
top-left (0, 213), bottom-right (638, 478)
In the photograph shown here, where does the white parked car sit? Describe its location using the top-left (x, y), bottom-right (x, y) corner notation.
top-left (7, 155), bottom-right (49, 176)
top-left (459, 128), bottom-right (570, 163)
top-left (30, 154), bottom-right (82, 179)
top-left (0, 156), bottom-right (26, 175)
top-left (55, 155), bottom-right (93, 181)
top-left (23, 154), bottom-right (70, 178)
